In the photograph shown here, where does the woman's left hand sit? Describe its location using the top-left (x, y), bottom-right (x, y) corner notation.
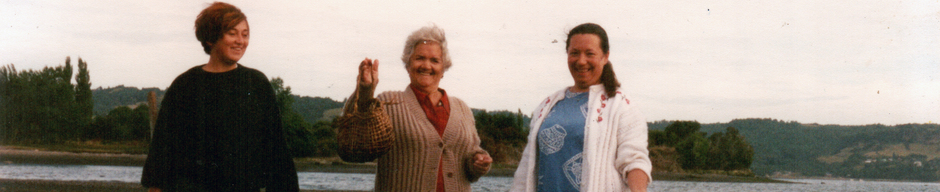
top-left (627, 169), bottom-right (649, 192)
top-left (471, 152), bottom-right (492, 175)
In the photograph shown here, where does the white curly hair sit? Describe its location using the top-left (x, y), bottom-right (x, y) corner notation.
top-left (400, 24), bottom-right (452, 71)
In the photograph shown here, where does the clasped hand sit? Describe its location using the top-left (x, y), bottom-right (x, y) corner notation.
top-left (471, 153), bottom-right (493, 175)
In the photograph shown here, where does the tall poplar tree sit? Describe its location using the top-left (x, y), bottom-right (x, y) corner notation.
top-left (0, 64), bottom-right (14, 143)
top-left (74, 58), bottom-right (93, 131)
top-left (0, 57), bottom-right (80, 143)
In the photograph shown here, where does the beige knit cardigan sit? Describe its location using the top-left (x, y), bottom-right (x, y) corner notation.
top-left (349, 87), bottom-right (488, 192)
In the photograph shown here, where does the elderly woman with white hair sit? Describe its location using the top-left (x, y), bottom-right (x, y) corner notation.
top-left (341, 25), bottom-right (492, 192)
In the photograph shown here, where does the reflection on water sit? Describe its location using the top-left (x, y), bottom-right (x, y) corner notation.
top-left (3, 164), bottom-right (940, 191)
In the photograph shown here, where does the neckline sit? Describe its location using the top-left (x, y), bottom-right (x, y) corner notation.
top-left (564, 89), bottom-right (588, 99)
top-left (201, 64), bottom-right (240, 74)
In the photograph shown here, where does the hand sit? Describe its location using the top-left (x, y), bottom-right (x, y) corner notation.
top-left (627, 169), bottom-right (649, 192)
top-left (471, 152), bottom-right (492, 175)
top-left (148, 187), bottom-right (162, 192)
top-left (357, 58), bottom-right (379, 91)
top-left (357, 58), bottom-right (379, 108)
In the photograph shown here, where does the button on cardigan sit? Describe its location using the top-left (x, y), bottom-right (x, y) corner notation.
top-left (344, 86), bottom-right (489, 192)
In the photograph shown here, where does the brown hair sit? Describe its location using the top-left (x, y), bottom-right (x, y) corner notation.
top-left (194, 2), bottom-right (247, 54)
top-left (566, 23), bottom-right (620, 98)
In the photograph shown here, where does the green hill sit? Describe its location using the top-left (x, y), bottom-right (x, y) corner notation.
top-left (92, 86), bottom-right (344, 123)
top-left (290, 95), bottom-right (344, 123)
top-left (650, 118), bottom-right (940, 181)
top-left (91, 85), bottom-right (165, 115)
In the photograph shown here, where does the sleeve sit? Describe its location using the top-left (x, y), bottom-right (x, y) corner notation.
top-left (462, 100), bottom-right (490, 182)
top-left (613, 95), bottom-right (653, 184)
top-left (256, 73), bottom-right (300, 192)
top-left (141, 77), bottom-right (183, 188)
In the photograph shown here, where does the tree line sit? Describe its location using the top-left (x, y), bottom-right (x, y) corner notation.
top-left (0, 58), bottom-right (334, 156)
top-left (269, 77), bottom-right (337, 157)
top-left (650, 121), bottom-right (755, 171)
top-left (272, 77), bottom-right (532, 160)
top-left (473, 109), bottom-right (529, 164)
top-left (3, 58), bottom-right (759, 172)
top-left (0, 58), bottom-right (532, 162)
top-left (1, 57), bottom-right (96, 143)
top-left (650, 118), bottom-right (940, 181)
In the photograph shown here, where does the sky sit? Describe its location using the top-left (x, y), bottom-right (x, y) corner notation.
top-left (1, 0), bottom-right (938, 125)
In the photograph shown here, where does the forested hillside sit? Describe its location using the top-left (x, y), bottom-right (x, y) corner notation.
top-left (650, 119), bottom-right (940, 181)
top-left (91, 86), bottom-right (165, 115)
top-left (91, 86), bottom-right (345, 122)
top-left (88, 85), bottom-right (531, 162)
top-left (291, 96), bottom-right (344, 124)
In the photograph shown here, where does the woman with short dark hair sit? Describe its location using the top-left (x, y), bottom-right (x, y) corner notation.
top-left (141, 2), bottom-right (299, 191)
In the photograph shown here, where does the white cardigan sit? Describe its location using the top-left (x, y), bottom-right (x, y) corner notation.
top-left (511, 85), bottom-right (652, 191)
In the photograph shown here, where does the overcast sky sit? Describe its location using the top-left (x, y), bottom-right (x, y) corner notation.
top-left (2, 0), bottom-right (938, 125)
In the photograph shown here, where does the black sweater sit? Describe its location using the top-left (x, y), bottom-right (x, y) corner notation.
top-left (142, 65), bottom-right (299, 191)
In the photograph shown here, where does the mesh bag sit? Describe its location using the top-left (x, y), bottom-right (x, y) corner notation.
top-left (334, 90), bottom-right (395, 163)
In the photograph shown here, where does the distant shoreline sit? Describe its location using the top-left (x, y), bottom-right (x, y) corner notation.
top-left (0, 146), bottom-right (789, 183)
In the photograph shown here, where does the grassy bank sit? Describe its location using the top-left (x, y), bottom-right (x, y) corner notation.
top-left (4, 141), bottom-right (150, 155)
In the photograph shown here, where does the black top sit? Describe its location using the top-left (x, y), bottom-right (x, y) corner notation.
top-left (142, 65), bottom-right (299, 192)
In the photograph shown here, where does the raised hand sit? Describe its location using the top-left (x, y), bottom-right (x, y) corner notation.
top-left (358, 58), bottom-right (379, 90)
top-left (357, 58), bottom-right (379, 109)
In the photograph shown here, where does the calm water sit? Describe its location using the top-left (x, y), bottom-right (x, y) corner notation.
top-left (3, 164), bottom-right (940, 191)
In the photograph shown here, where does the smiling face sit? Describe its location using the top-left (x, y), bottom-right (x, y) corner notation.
top-left (567, 34), bottom-right (609, 91)
top-left (210, 20), bottom-right (249, 65)
top-left (407, 42), bottom-right (445, 92)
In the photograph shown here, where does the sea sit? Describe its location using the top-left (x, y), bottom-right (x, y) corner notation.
top-left (2, 164), bottom-right (939, 191)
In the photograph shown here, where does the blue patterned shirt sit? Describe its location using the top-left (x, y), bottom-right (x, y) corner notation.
top-left (537, 89), bottom-right (588, 191)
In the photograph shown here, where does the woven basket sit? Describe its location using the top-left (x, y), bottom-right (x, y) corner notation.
top-left (334, 90), bottom-right (395, 163)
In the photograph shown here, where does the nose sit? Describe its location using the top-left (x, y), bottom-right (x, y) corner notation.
top-left (413, 59), bottom-right (431, 70)
top-left (574, 54), bottom-right (588, 66)
top-left (235, 34), bottom-right (247, 45)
